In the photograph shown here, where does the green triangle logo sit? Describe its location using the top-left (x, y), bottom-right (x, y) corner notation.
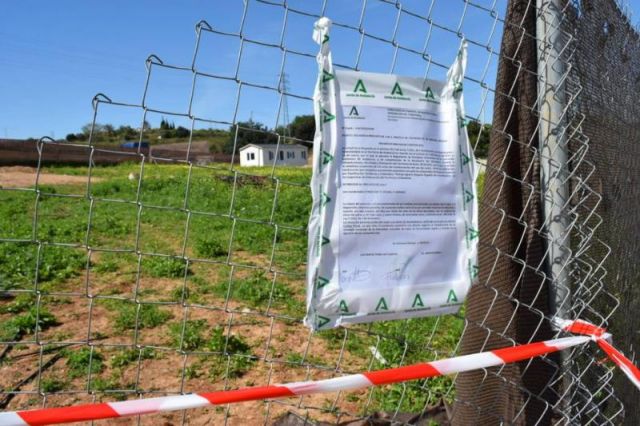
top-left (467, 227), bottom-right (479, 241)
top-left (375, 297), bottom-right (388, 312)
top-left (447, 290), bottom-right (458, 303)
top-left (349, 106), bottom-right (359, 116)
top-left (316, 275), bottom-right (330, 289)
top-left (464, 189), bottom-right (474, 203)
top-left (412, 294), bottom-right (424, 308)
top-left (469, 262), bottom-right (479, 280)
top-left (322, 109), bottom-right (336, 123)
top-left (339, 300), bottom-right (349, 313)
top-left (425, 87), bottom-right (436, 100)
top-left (321, 192), bottom-right (331, 207)
top-left (391, 82), bottom-right (403, 96)
top-left (353, 79), bottom-right (367, 93)
top-left (461, 152), bottom-right (471, 166)
top-left (322, 150), bottom-right (334, 165)
top-left (321, 235), bottom-right (330, 246)
top-left (322, 34), bottom-right (330, 44)
top-left (317, 315), bottom-right (331, 328)
top-left (322, 70), bottom-right (334, 83)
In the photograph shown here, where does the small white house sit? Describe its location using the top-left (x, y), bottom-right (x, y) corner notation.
top-left (239, 144), bottom-right (308, 167)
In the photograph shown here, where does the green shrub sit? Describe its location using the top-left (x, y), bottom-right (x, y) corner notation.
top-left (89, 376), bottom-right (130, 400)
top-left (169, 320), bottom-right (207, 351)
top-left (110, 348), bottom-right (156, 368)
top-left (65, 347), bottom-right (104, 378)
top-left (0, 294), bottom-right (36, 314)
top-left (194, 238), bottom-right (226, 259)
top-left (0, 243), bottom-right (85, 289)
top-left (216, 271), bottom-right (292, 309)
top-left (207, 327), bottom-right (254, 379)
top-left (286, 353), bottom-right (304, 364)
top-left (40, 377), bottom-right (66, 393)
top-left (208, 326), bottom-right (251, 354)
top-left (143, 256), bottom-right (191, 278)
top-left (0, 307), bottom-right (58, 341)
top-left (111, 303), bottom-right (172, 331)
top-left (94, 256), bottom-right (119, 273)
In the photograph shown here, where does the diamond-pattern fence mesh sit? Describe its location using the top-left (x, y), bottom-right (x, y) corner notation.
top-left (0, 0), bottom-right (636, 424)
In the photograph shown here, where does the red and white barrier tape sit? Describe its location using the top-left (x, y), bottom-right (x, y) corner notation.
top-left (0, 319), bottom-right (637, 426)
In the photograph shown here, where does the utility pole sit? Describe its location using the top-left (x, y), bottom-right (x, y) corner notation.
top-left (278, 73), bottom-right (291, 141)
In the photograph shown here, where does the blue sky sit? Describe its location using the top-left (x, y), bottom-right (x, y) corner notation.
top-left (1, 1), bottom-right (639, 140)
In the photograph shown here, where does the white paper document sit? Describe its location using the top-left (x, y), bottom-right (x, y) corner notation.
top-left (305, 18), bottom-right (478, 330)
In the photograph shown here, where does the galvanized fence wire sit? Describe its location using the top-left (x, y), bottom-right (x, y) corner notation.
top-left (0, 0), bottom-right (627, 424)
top-left (450, 1), bottom-right (622, 424)
top-left (565, 0), bottom-right (640, 422)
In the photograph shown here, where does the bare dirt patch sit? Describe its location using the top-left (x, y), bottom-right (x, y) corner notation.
top-left (0, 166), bottom-right (100, 188)
top-left (0, 267), bottom-right (364, 425)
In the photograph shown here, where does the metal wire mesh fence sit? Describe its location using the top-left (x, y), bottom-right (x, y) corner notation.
top-left (567, 0), bottom-right (640, 422)
top-left (0, 0), bottom-right (634, 424)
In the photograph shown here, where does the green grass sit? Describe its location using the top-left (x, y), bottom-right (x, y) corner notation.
top-left (194, 237), bottom-right (227, 259)
top-left (168, 321), bottom-right (255, 378)
top-left (365, 314), bottom-right (464, 411)
top-left (93, 255), bottom-right (120, 273)
top-left (0, 163), bottom-right (482, 415)
top-left (90, 375), bottom-right (131, 400)
top-left (169, 319), bottom-right (207, 351)
top-left (315, 312), bottom-right (465, 411)
top-left (142, 256), bottom-right (191, 278)
top-left (0, 294), bottom-right (36, 314)
top-left (65, 347), bottom-right (104, 378)
top-left (0, 243), bottom-right (86, 292)
top-left (110, 348), bottom-right (156, 368)
top-left (40, 377), bottom-right (67, 393)
top-left (213, 271), bottom-right (295, 310)
top-left (101, 300), bottom-right (173, 332)
top-left (207, 326), bottom-right (254, 379)
top-left (0, 307), bottom-right (58, 341)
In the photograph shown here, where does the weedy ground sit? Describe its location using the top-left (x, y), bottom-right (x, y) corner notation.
top-left (0, 163), bottom-right (479, 424)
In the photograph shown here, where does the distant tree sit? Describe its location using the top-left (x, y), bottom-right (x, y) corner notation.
top-left (65, 133), bottom-right (78, 142)
top-left (117, 125), bottom-right (137, 140)
top-left (81, 123), bottom-right (105, 136)
top-left (288, 115), bottom-right (315, 142)
top-left (160, 117), bottom-right (175, 130)
top-left (103, 124), bottom-right (115, 136)
top-left (466, 120), bottom-right (491, 159)
top-left (174, 126), bottom-right (190, 138)
top-left (224, 120), bottom-right (278, 154)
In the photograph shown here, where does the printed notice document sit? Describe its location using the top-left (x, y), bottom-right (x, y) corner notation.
top-left (306, 18), bottom-right (478, 330)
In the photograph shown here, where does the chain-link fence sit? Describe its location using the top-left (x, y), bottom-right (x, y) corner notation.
top-left (0, 0), bottom-right (636, 424)
top-left (567, 0), bottom-right (640, 423)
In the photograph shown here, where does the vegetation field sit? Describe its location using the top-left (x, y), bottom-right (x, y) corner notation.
top-left (0, 163), bottom-right (471, 425)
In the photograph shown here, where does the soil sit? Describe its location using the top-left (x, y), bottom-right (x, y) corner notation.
top-left (0, 267), bottom-right (367, 425)
top-left (0, 166), bottom-right (101, 188)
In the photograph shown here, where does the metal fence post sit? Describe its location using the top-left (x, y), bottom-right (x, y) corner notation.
top-left (537, 0), bottom-right (571, 322)
top-left (537, 0), bottom-right (572, 412)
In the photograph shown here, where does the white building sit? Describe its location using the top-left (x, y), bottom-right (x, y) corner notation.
top-left (239, 144), bottom-right (308, 167)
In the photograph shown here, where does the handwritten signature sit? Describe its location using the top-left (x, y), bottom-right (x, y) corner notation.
top-left (385, 256), bottom-right (415, 282)
top-left (385, 269), bottom-right (411, 282)
top-left (340, 267), bottom-right (371, 283)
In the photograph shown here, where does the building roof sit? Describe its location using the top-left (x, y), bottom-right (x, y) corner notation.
top-left (239, 143), bottom-right (308, 151)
